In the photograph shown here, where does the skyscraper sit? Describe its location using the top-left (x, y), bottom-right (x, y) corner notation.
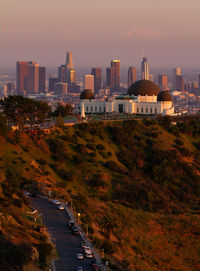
top-left (84, 75), bottom-right (94, 93)
top-left (16, 61), bottom-right (28, 93)
top-left (111, 60), bottom-right (120, 91)
top-left (27, 61), bottom-right (39, 94)
top-left (91, 68), bottom-right (102, 94)
top-left (176, 75), bottom-right (184, 91)
top-left (58, 64), bottom-right (67, 82)
top-left (106, 67), bottom-right (115, 91)
top-left (39, 67), bottom-right (46, 93)
top-left (66, 51), bottom-right (73, 69)
top-left (172, 68), bottom-right (181, 90)
top-left (65, 51), bottom-right (76, 84)
top-left (158, 75), bottom-right (168, 90)
top-left (128, 66), bottom-right (136, 87)
top-left (141, 57), bottom-right (149, 80)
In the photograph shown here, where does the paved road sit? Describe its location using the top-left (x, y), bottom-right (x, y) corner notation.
top-left (31, 197), bottom-right (96, 271)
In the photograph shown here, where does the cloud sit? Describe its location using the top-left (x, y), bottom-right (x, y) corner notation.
top-left (118, 26), bottom-right (165, 40)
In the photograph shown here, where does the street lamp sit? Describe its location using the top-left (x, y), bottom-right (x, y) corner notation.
top-left (77, 212), bottom-right (80, 224)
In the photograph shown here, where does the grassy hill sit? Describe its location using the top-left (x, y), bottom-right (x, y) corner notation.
top-left (0, 117), bottom-right (200, 270)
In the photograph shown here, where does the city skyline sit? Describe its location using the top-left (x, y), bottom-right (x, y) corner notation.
top-left (1, 0), bottom-right (200, 68)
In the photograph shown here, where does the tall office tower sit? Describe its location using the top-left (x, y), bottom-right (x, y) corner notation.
top-left (16, 61), bottom-right (28, 93)
top-left (27, 61), bottom-right (39, 94)
top-left (68, 69), bottom-right (76, 84)
top-left (176, 75), bottom-right (184, 91)
top-left (39, 67), bottom-right (46, 93)
top-left (141, 57), bottom-right (149, 80)
top-left (58, 65), bottom-right (67, 82)
top-left (84, 75), bottom-right (94, 93)
top-left (111, 60), bottom-right (120, 91)
top-left (66, 51), bottom-right (74, 69)
top-left (91, 67), bottom-right (102, 94)
top-left (128, 66), bottom-right (136, 87)
top-left (158, 75), bottom-right (168, 90)
top-left (172, 68), bottom-right (181, 90)
top-left (48, 77), bottom-right (59, 91)
top-left (65, 51), bottom-right (76, 84)
top-left (106, 67), bottom-right (115, 91)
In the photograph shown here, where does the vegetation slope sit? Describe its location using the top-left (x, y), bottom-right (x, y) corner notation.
top-left (0, 117), bottom-right (200, 271)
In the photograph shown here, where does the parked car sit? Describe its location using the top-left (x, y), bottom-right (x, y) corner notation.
top-left (76, 267), bottom-right (83, 271)
top-left (73, 226), bottom-right (80, 235)
top-left (85, 252), bottom-right (93, 259)
top-left (84, 247), bottom-right (92, 254)
top-left (51, 199), bottom-right (60, 205)
top-left (58, 204), bottom-right (64, 210)
top-left (76, 253), bottom-right (84, 260)
top-left (68, 220), bottom-right (75, 228)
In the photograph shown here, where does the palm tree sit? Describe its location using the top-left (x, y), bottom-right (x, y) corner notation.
top-left (99, 215), bottom-right (117, 240)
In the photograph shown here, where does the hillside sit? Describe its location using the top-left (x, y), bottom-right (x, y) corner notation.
top-left (0, 117), bottom-right (200, 270)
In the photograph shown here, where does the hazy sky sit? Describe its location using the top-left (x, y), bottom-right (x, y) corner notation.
top-left (1, 0), bottom-right (200, 68)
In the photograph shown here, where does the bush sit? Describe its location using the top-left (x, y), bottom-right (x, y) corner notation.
top-left (13, 198), bottom-right (23, 208)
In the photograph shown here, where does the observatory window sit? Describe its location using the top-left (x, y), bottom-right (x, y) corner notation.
top-left (155, 108), bottom-right (157, 113)
top-left (91, 107), bottom-right (93, 112)
top-left (137, 108), bottom-right (139, 113)
top-left (141, 108), bottom-right (143, 113)
top-left (150, 108), bottom-right (152, 113)
top-left (99, 107), bottom-right (101, 112)
top-left (86, 106), bottom-right (88, 112)
top-left (95, 106), bottom-right (97, 112)
top-left (146, 108), bottom-right (148, 113)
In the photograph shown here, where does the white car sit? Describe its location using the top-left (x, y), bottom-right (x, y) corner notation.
top-left (85, 252), bottom-right (93, 259)
top-left (76, 253), bottom-right (84, 260)
top-left (58, 205), bottom-right (64, 210)
top-left (51, 199), bottom-right (60, 205)
top-left (84, 247), bottom-right (92, 254)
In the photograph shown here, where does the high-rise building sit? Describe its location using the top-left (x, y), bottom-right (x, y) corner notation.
top-left (111, 60), bottom-right (120, 91)
top-left (66, 51), bottom-right (73, 69)
top-left (91, 68), bottom-right (102, 94)
top-left (49, 77), bottom-right (59, 91)
top-left (128, 66), bottom-right (136, 87)
top-left (16, 61), bottom-right (28, 93)
top-left (176, 75), bottom-right (184, 91)
top-left (158, 75), bottom-right (168, 90)
top-left (84, 75), bottom-right (94, 93)
top-left (65, 51), bottom-right (76, 84)
top-left (58, 65), bottom-right (67, 82)
top-left (27, 61), bottom-right (39, 94)
top-left (106, 67), bottom-right (115, 91)
top-left (68, 69), bottom-right (76, 84)
top-left (141, 57), bottom-right (149, 80)
top-left (39, 67), bottom-right (46, 93)
top-left (172, 68), bottom-right (181, 90)
top-left (54, 82), bottom-right (68, 95)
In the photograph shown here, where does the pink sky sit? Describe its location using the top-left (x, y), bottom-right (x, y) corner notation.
top-left (1, 0), bottom-right (200, 68)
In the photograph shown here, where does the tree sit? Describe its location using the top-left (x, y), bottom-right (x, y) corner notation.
top-left (0, 95), bottom-right (51, 130)
top-left (53, 103), bottom-right (73, 117)
top-left (99, 215), bottom-right (117, 240)
top-left (1, 167), bottom-right (21, 205)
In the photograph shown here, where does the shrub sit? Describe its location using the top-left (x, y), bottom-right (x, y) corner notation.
top-left (13, 198), bottom-right (23, 208)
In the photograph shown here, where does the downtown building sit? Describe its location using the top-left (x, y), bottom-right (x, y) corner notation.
top-left (158, 75), bottom-right (168, 90)
top-left (106, 60), bottom-right (120, 92)
top-left (141, 57), bottom-right (149, 80)
top-left (128, 66), bottom-right (137, 87)
top-left (91, 67), bottom-right (102, 95)
top-left (17, 61), bottom-right (46, 94)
